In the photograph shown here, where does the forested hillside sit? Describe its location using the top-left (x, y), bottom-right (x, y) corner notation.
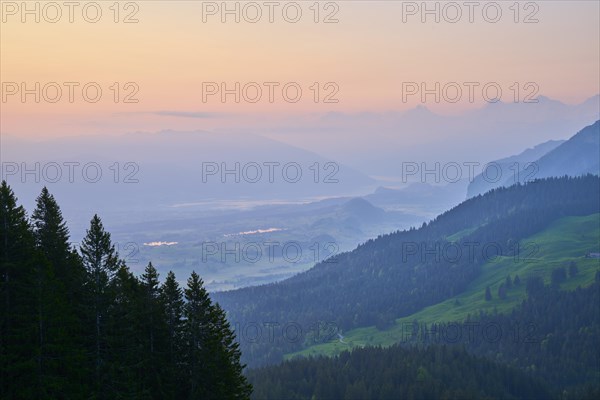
top-left (248, 345), bottom-right (552, 400)
top-left (402, 279), bottom-right (600, 391)
top-left (249, 280), bottom-right (600, 398)
top-left (0, 183), bottom-right (251, 399)
top-left (214, 175), bottom-right (600, 367)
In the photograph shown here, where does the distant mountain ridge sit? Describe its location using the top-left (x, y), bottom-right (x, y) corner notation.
top-left (262, 94), bottom-right (600, 180)
top-left (531, 120), bottom-right (600, 179)
top-left (467, 121), bottom-right (600, 197)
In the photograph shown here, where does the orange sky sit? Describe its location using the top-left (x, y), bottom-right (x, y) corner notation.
top-left (1, 0), bottom-right (599, 137)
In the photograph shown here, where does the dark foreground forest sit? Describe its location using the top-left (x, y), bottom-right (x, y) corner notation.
top-left (0, 182), bottom-right (250, 399)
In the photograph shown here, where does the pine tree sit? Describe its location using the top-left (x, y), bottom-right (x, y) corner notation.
top-left (80, 214), bottom-right (121, 396)
top-left (485, 286), bottom-right (492, 301)
top-left (140, 262), bottom-right (169, 397)
top-left (106, 264), bottom-right (145, 398)
top-left (31, 187), bottom-right (89, 395)
top-left (141, 262), bottom-right (161, 355)
top-left (212, 303), bottom-right (252, 399)
top-left (183, 271), bottom-right (214, 398)
top-left (161, 270), bottom-right (185, 397)
top-left (514, 275), bottom-right (521, 286)
top-left (182, 271), bottom-right (252, 399)
top-left (0, 181), bottom-right (36, 398)
top-left (32, 188), bottom-right (73, 280)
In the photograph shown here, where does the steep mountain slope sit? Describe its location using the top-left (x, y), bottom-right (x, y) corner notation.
top-left (467, 121), bottom-right (599, 197)
top-left (289, 213), bottom-right (600, 359)
top-left (529, 120), bottom-right (600, 179)
top-left (466, 139), bottom-right (564, 197)
top-left (214, 175), bottom-right (600, 367)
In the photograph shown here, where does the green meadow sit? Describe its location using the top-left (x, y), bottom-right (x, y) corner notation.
top-left (287, 213), bottom-right (600, 359)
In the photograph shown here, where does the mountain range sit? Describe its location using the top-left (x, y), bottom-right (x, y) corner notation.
top-left (467, 120), bottom-right (600, 197)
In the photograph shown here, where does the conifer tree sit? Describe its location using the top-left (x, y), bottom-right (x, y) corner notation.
top-left (0, 181), bottom-right (36, 398)
top-left (212, 303), bottom-right (252, 399)
top-left (32, 188), bottom-right (72, 279)
top-left (106, 264), bottom-right (145, 398)
top-left (140, 262), bottom-right (169, 397)
top-left (485, 286), bottom-right (492, 301)
top-left (80, 214), bottom-right (121, 395)
top-left (31, 187), bottom-right (89, 395)
top-left (183, 271), bottom-right (214, 398)
top-left (161, 270), bottom-right (185, 397)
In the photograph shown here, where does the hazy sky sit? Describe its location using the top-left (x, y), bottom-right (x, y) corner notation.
top-left (1, 0), bottom-right (599, 138)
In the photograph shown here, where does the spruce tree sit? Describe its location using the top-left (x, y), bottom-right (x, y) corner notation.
top-left (0, 181), bottom-right (36, 398)
top-left (79, 214), bottom-right (121, 396)
top-left (485, 286), bottom-right (492, 301)
top-left (514, 275), bottom-right (521, 286)
top-left (183, 271), bottom-right (252, 399)
top-left (32, 188), bottom-right (72, 279)
top-left (183, 271), bottom-right (214, 398)
top-left (161, 270), bottom-right (185, 397)
top-left (31, 187), bottom-right (89, 395)
top-left (141, 262), bottom-right (161, 355)
top-left (106, 264), bottom-right (145, 398)
top-left (140, 262), bottom-right (169, 397)
top-left (212, 303), bottom-right (252, 399)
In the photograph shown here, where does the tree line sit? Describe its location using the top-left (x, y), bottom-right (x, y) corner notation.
top-left (248, 344), bottom-right (552, 400)
top-left (0, 182), bottom-right (251, 399)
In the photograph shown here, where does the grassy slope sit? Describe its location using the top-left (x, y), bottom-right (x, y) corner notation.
top-left (287, 213), bottom-right (600, 359)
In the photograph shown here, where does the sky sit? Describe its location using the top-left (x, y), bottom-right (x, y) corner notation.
top-left (1, 0), bottom-right (599, 138)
